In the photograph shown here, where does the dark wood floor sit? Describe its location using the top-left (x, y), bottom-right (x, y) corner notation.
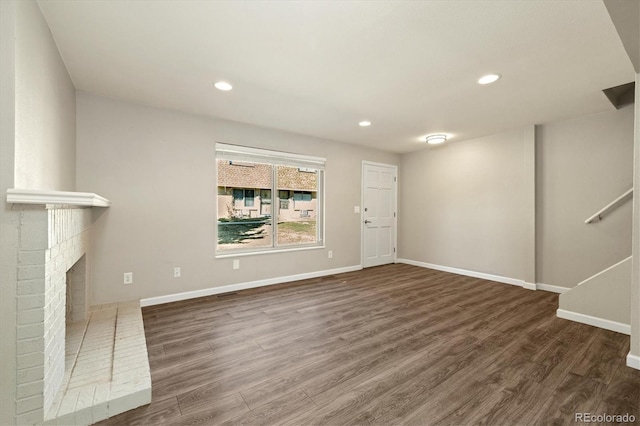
top-left (98, 264), bottom-right (639, 425)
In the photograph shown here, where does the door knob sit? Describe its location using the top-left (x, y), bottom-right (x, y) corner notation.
top-left (364, 220), bottom-right (372, 224)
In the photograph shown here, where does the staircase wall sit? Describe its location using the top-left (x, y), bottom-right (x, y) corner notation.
top-left (558, 256), bottom-right (632, 333)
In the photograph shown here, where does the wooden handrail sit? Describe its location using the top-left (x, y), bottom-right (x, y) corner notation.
top-left (584, 188), bottom-right (633, 224)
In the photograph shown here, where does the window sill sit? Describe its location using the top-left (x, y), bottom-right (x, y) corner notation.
top-left (215, 244), bottom-right (325, 259)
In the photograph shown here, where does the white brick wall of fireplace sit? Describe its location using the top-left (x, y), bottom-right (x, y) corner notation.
top-left (16, 206), bottom-right (91, 424)
top-left (13, 201), bottom-right (152, 426)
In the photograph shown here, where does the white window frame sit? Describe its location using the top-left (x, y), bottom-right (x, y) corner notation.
top-left (215, 143), bottom-right (326, 257)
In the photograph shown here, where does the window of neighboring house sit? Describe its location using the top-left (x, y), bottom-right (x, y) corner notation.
top-left (216, 143), bottom-right (325, 255)
top-left (232, 189), bottom-right (255, 208)
top-left (232, 189), bottom-right (244, 208)
top-left (293, 191), bottom-right (312, 202)
top-left (279, 190), bottom-right (290, 209)
top-left (244, 190), bottom-right (255, 207)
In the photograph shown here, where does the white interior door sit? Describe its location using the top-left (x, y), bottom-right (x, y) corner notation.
top-left (362, 162), bottom-right (397, 268)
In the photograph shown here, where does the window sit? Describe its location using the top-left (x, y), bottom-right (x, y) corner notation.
top-left (293, 191), bottom-right (312, 202)
top-left (216, 143), bottom-right (325, 254)
top-left (244, 190), bottom-right (255, 207)
top-left (232, 189), bottom-right (243, 207)
top-left (232, 189), bottom-right (256, 208)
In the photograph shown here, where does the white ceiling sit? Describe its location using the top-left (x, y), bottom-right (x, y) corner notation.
top-left (37, 0), bottom-right (634, 153)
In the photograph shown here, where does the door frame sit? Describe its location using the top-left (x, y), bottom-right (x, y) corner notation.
top-left (361, 161), bottom-right (398, 268)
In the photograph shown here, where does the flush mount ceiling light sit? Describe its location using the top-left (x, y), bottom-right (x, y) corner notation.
top-left (214, 81), bottom-right (233, 91)
top-left (478, 74), bottom-right (501, 85)
top-left (425, 134), bottom-right (447, 145)
top-left (359, 121), bottom-right (372, 127)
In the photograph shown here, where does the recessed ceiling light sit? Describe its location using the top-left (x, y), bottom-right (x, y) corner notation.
top-left (359, 121), bottom-right (372, 127)
top-left (478, 74), bottom-right (501, 85)
top-left (425, 134), bottom-right (447, 145)
top-left (214, 81), bottom-right (233, 91)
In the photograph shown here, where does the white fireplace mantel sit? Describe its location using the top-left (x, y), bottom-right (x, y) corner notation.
top-left (7, 188), bottom-right (111, 207)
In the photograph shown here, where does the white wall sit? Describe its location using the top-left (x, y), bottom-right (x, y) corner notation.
top-left (632, 72), bottom-right (640, 364)
top-left (76, 93), bottom-right (400, 305)
top-left (399, 105), bottom-right (634, 292)
top-left (603, 0), bottom-right (639, 373)
top-left (1, 1), bottom-right (77, 423)
top-left (559, 256), bottom-right (632, 327)
top-left (14, 0), bottom-right (76, 191)
top-left (398, 127), bottom-right (534, 282)
top-left (0, 2), bottom-right (18, 424)
top-left (536, 106), bottom-right (634, 288)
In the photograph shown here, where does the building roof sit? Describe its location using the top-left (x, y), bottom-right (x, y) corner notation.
top-left (277, 166), bottom-right (317, 191)
top-left (217, 161), bottom-right (317, 192)
top-left (217, 161), bottom-right (271, 189)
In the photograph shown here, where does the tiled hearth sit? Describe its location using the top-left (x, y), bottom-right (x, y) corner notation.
top-left (8, 190), bottom-right (151, 425)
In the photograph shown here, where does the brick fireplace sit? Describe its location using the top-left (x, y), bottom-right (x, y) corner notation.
top-left (16, 205), bottom-right (92, 420)
top-left (8, 190), bottom-right (151, 425)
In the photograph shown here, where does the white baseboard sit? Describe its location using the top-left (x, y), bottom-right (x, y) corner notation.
top-left (556, 309), bottom-right (631, 335)
top-left (627, 353), bottom-right (640, 370)
top-left (140, 265), bottom-right (362, 307)
top-left (397, 258), bottom-right (526, 289)
top-left (536, 283), bottom-right (569, 294)
top-left (396, 259), bottom-right (575, 295)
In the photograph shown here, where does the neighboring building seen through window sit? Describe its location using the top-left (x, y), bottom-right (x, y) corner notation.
top-left (216, 144), bottom-right (324, 253)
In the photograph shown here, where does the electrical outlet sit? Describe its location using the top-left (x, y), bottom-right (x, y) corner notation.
top-left (173, 267), bottom-right (181, 278)
top-left (328, 250), bottom-right (333, 259)
top-left (123, 272), bottom-right (133, 285)
top-left (233, 259), bottom-right (240, 270)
